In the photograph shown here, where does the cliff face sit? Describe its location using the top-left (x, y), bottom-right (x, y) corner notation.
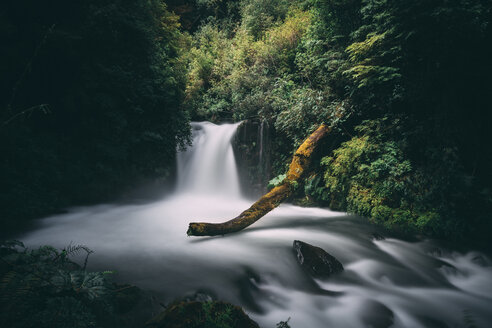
top-left (232, 120), bottom-right (272, 198)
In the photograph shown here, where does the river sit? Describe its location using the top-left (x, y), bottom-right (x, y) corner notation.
top-left (18, 122), bottom-right (492, 327)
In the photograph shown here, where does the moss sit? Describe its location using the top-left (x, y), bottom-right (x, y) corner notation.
top-left (416, 212), bottom-right (441, 235)
top-left (287, 124), bottom-right (330, 181)
top-left (312, 119), bottom-right (458, 237)
top-left (370, 205), bottom-right (393, 223)
top-left (348, 184), bottom-right (383, 217)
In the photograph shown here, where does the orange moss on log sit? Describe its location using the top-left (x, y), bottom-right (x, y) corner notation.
top-left (287, 123), bottom-right (331, 181)
top-left (187, 124), bottom-right (331, 237)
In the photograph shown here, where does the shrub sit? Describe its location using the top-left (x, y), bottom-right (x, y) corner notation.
top-left (0, 241), bottom-right (137, 328)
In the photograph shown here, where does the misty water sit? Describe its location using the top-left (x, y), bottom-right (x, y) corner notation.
top-left (19, 122), bottom-right (492, 327)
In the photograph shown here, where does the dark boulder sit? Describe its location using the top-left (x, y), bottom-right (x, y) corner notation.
top-left (293, 240), bottom-right (344, 279)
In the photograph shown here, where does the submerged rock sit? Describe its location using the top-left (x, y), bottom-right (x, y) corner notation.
top-left (371, 232), bottom-right (386, 241)
top-left (358, 300), bottom-right (394, 328)
top-left (146, 300), bottom-right (260, 328)
top-left (293, 240), bottom-right (344, 279)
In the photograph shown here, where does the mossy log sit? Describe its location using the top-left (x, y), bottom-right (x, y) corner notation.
top-left (187, 124), bottom-right (331, 236)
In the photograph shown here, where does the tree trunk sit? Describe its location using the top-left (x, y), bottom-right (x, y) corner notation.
top-left (187, 124), bottom-right (331, 237)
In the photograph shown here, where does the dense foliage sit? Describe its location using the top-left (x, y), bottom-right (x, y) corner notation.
top-left (182, 0), bottom-right (492, 241)
top-left (1, 0), bottom-right (490, 243)
top-left (0, 0), bottom-right (190, 231)
top-left (307, 119), bottom-right (446, 236)
top-left (0, 241), bottom-right (140, 328)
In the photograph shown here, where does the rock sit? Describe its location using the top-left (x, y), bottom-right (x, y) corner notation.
top-left (293, 240), bottom-right (344, 279)
top-left (358, 300), bottom-right (394, 328)
top-left (471, 254), bottom-right (489, 267)
top-left (233, 119), bottom-right (272, 198)
top-left (180, 291), bottom-right (215, 303)
top-left (145, 300), bottom-right (260, 328)
top-left (371, 232), bottom-right (386, 241)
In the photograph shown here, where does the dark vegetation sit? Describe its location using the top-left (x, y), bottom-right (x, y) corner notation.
top-left (146, 299), bottom-right (260, 328)
top-left (0, 241), bottom-right (142, 328)
top-left (0, 0), bottom-right (190, 233)
top-left (181, 0), bottom-right (492, 243)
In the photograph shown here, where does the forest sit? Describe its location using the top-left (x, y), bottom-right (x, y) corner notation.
top-left (1, 0), bottom-right (492, 327)
top-left (178, 0), bottom-right (492, 241)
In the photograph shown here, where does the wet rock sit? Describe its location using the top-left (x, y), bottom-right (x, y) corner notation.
top-left (236, 268), bottom-right (265, 313)
top-left (371, 232), bottom-right (385, 241)
top-left (293, 240), bottom-right (344, 279)
top-left (180, 291), bottom-right (215, 303)
top-left (437, 260), bottom-right (459, 276)
top-left (233, 119), bottom-right (272, 197)
top-left (359, 300), bottom-right (394, 328)
top-left (146, 300), bottom-right (260, 328)
top-left (415, 315), bottom-right (449, 328)
top-left (471, 254), bottom-right (489, 267)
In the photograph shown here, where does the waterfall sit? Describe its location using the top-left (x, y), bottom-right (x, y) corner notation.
top-left (176, 122), bottom-right (241, 197)
top-left (17, 121), bottom-right (492, 328)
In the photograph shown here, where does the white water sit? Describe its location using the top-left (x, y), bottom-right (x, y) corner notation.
top-left (19, 122), bottom-right (492, 327)
top-left (177, 122), bottom-right (241, 197)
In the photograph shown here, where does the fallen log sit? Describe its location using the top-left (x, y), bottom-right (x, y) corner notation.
top-left (187, 124), bottom-right (331, 236)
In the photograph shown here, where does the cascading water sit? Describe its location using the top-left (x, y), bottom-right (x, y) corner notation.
top-left (17, 122), bottom-right (492, 327)
top-left (176, 122), bottom-right (241, 197)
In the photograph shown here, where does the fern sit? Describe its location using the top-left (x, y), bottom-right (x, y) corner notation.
top-left (59, 242), bottom-right (94, 270)
top-left (63, 242), bottom-right (93, 258)
top-left (268, 173), bottom-right (287, 189)
top-left (0, 240), bottom-right (122, 328)
top-left (276, 317), bottom-right (291, 328)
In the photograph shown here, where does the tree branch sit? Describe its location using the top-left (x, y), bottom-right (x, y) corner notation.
top-left (187, 123), bottom-right (331, 236)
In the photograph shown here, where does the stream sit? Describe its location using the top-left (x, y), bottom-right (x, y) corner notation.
top-left (18, 122), bottom-right (492, 327)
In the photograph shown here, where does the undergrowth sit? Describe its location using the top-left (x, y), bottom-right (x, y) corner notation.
top-left (0, 241), bottom-right (139, 328)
